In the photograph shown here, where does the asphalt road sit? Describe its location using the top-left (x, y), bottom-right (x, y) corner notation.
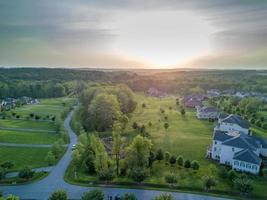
top-left (0, 111), bottom-right (231, 200)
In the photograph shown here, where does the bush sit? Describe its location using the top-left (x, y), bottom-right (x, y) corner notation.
top-left (233, 175), bottom-right (253, 195)
top-left (165, 174), bottom-right (178, 184)
top-left (156, 149), bottom-right (164, 162)
top-left (0, 167), bottom-right (6, 180)
top-left (250, 118), bottom-right (255, 124)
top-left (121, 193), bottom-right (137, 200)
top-left (255, 120), bottom-right (262, 127)
top-left (169, 155), bottom-right (176, 165)
top-left (45, 151), bottom-right (56, 166)
top-left (191, 160), bottom-right (200, 170)
top-left (202, 176), bottom-right (216, 191)
top-left (82, 189), bottom-right (104, 200)
top-left (228, 169), bottom-right (238, 182)
top-left (153, 193), bottom-right (174, 200)
top-left (262, 123), bottom-right (267, 130)
top-left (1, 161), bottom-right (14, 169)
top-left (184, 160), bottom-right (191, 168)
top-left (18, 167), bottom-right (34, 179)
top-left (132, 122), bottom-right (138, 129)
top-left (177, 156), bottom-right (183, 166)
top-left (6, 194), bottom-right (20, 200)
top-left (130, 167), bottom-right (148, 182)
top-left (48, 190), bottom-right (68, 200)
top-left (98, 168), bottom-right (114, 181)
top-left (164, 152), bottom-right (170, 163)
top-left (218, 166), bottom-right (228, 179)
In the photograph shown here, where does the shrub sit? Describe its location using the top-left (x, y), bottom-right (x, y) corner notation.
top-left (255, 120), bottom-right (262, 127)
top-left (156, 149), bottom-right (164, 162)
top-left (98, 168), bottom-right (114, 181)
top-left (48, 190), bottom-right (68, 200)
top-left (184, 160), bottom-right (191, 168)
top-left (191, 160), bottom-right (200, 170)
top-left (169, 155), bottom-right (176, 165)
top-left (202, 176), bottom-right (216, 191)
top-left (262, 123), bottom-right (267, 130)
top-left (0, 167), bottom-right (6, 180)
top-left (45, 151), bottom-right (56, 166)
top-left (130, 167), bottom-right (148, 182)
top-left (82, 189), bottom-right (104, 200)
top-left (218, 166), bottom-right (228, 179)
top-left (6, 194), bottom-right (20, 200)
top-left (177, 156), bottom-right (183, 166)
top-left (228, 169), bottom-right (238, 182)
top-left (121, 193), bottom-right (137, 200)
top-left (153, 193), bottom-right (174, 200)
top-left (164, 152), bottom-right (170, 163)
top-left (1, 161), bottom-right (14, 169)
top-left (250, 118), bottom-right (255, 124)
top-left (165, 174), bottom-right (178, 184)
top-left (18, 167), bottom-right (34, 179)
top-left (132, 122), bottom-right (138, 130)
top-left (233, 175), bottom-right (253, 195)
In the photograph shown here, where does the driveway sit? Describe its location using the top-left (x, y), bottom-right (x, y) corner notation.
top-left (0, 111), bottom-right (231, 200)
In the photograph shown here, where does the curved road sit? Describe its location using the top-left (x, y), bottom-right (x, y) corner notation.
top-left (0, 111), bottom-right (230, 200)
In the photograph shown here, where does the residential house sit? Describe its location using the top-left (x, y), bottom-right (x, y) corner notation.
top-left (216, 114), bottom-right (250, 135)
top-left (147, 87), bottom-right (166, 98)
top-left (183, 94), bottom-right (205, 108)
top-left (207, 89), bottom-right (220, 98)
top-left (209, 130), bottom-right (267, 174)
top-left (196, 106), bottom-right (219, 119)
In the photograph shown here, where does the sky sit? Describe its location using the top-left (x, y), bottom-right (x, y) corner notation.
top-left (0, 0), bottom-right (267, 69)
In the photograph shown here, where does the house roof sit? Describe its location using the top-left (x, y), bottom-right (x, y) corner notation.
top-left (199, 106), bottom-right (219, 113)
top-left (233, 149), bottom-right (261, 165)
top-left (213, 130), bottom-right (235, 141)
top-left (222, 134), bottom-right (261, 151)
top-left (218, 113), bottom-right (229, 119)
top-left (253, 136), bottom-right (267, 148)
top-left (221, 114), bottom-right (249, 129)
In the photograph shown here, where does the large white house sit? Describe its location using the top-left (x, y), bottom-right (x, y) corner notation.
top-left (215, 114), bottom-right (250, 135)
top-left (208, 130), bottom-right (267, 174)
top-left (196, 106), bottom-right (219, 119)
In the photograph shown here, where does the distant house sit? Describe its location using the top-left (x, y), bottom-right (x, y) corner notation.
top-left (147, 87), bottom-right (166, 97)
top-left (183, 94), bottom-right (205, 108)
top-left (196, 106), bottom-right (219, 119)
top-left (207, 89), bottom-right (220, 98)
top-left (234, 92), bottom-right (250, 99)
top-left (208, 130), bottom-right (267, 175)
top-left (215, 114), bottom-right (250, 135)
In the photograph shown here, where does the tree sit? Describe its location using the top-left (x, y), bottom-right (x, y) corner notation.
top-left (156, 149), bottom-right (164, 162)
top-left (163, 122), bottom-right (169, 131)
top-left (129, 167), bottom-right (148, 182)
top-left (169, 155), bottom-right (176, 166)
top-left (148, 151), bottom-right (155, 168)
top-left (82, 189), bottom-right (104, 200)
top-left (153, 193), bottom-right (174, 200)
top-left (126, 135), bottom-right (152, 181)
top-left (51, 140), bottom-right (64, 159)
top-left (191, 160), bottom-right (200, 170)
top-left (112, 123), bottom-right (123, 175)
top-left (148, 121), bottom-right (152, 127)
top-left (180, 107), bottom-right (186, 116)
top-left (48, 190), bottom-right (68, 200)
top-left (164, 152), bottom-right (170, 163)
top-left (233, 175), bottom-right (253, 195)
top-left (121, 193), bottom-right (137, 200)
top-left (18, 167), bottom-right (34, 179)
top-left (184, 160), bottom-right (191, 168)
top-left (45, 151), bottom-right (56, 166)
top-left (0, 167), bottom-right (5, 180)
top-left (165, 174), bottom-right (178, 184)
top-left (132, 122), bottom-right (138, 130)
top-left (202, 176), bottom-right (216, 191)
top-left (142, 103), bottom-right (146, 108)
top-left (177, 156), bottom-right (184, 166)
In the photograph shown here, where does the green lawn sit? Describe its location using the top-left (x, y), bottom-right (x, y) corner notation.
top-left (0, 129), bottom-right (59, 144)
top-left (0, 146), bottom-right (50, 171)
top-left (0, 119), bottom-right (55, 131)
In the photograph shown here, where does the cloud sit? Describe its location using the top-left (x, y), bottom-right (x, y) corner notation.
top-left (0, 0), bottom-right (267, 68)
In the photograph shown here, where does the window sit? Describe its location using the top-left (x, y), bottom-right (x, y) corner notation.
top-left (246, 163), bottom-right (251, 169)
top-left (215, 141), bottom-right (217, 145)
top-left (234, 161), bottom-right (239, 166)
top-left (232, 147), bottom-right (235, 152)
top-left (214, 147), bottom-right (216, 151)
top-left (240, 162), bottom-right (245, 167)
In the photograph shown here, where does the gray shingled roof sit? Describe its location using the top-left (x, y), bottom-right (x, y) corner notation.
top-left (200, 107), bottom-right (219, 113)
top-left (233, 149), bottom-right (261, 165)
top-left (222, 134), bottom-right (261, 151)
top-left (221, 114), bottom-right (250, 129)
top-left (218, 113), bottom-right (229, 119)
top-left (213, 130), bottom-right (234, 141)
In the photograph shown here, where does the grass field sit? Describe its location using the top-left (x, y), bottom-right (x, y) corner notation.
top-left (0, 119), bottom-right (55, 131)
top-left (0, 129), bottom-right (59, 144)
top-left (0, 146), bottom-right (50, 171)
